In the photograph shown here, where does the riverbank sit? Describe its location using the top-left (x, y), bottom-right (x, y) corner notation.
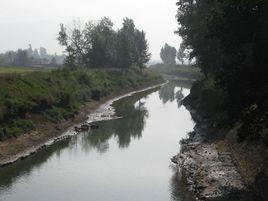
top-left (174, 121), bottom-right (248, 201)
top-left (0, 69), bottom-right (163, 166)
top-left (173, 79), bottom-right (268, 201)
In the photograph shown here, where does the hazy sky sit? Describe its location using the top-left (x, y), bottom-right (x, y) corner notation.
top-left (0, 0), bottom-right (181, 61)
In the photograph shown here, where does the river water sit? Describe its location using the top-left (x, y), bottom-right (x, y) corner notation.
top-left (0, 81), bottom-right (195, 201)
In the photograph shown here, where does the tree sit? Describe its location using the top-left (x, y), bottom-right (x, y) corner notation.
top-left (135, 30), bottom-right (151, 71)
top-left (58, 17), bottom-right (151, 70)
top-left (14, 49), bottom-right (29, 66)
top-left (117, 18), bottom-right (137, 69)
top-left (51, 57), bottom-right (57, 65)
top-left (160, 43), bottom-right (177, 65)
top-left (176, 0), bottom-right (268, 141)
top-left (177, 43), bottom-right (186, 64)
top-left (58, 22), bottom-right (88, 68)
top-left (88, 17), bottom-right (116, 68)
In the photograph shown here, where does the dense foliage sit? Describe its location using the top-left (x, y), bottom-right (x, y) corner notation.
top-left (0, 69), bottom-right (161, 141)
top-left (58, 17), bottom-right (151, 70)
top-left (177, 0), bottom-right (268, 141)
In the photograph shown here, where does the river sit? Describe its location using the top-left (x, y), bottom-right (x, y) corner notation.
top-left (0, 81), bottom-right (195, 201)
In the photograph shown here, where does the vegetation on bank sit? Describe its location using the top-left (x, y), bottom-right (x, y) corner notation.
top-left (176, 0), bottom-right (267, 142)
top-left (0, 68), bottom-right (162, 141)
top-left (0, 16), bottom-right (160, 142)
top-left (0, 66), bottom-right (55, 74)
top-left (176, 0), bottom-right (267, 199)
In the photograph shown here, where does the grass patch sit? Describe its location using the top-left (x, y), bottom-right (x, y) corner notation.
top-left (0, 66), bottom-right (55, 74)
top-left (0, 68), bottom-right (162, 140)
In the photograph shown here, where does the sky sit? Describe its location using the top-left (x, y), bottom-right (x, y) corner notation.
top-left (0, 0), bottom-right (181, 61)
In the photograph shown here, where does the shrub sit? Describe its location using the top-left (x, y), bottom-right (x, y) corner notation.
top-left (6, 119), bottom-right (35, 137)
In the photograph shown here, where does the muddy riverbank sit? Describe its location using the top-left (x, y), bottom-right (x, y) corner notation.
top-left (0, 82), bottom-right (164, 167)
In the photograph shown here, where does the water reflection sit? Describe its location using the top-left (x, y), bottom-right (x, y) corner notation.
top-left (176, 88), bottom-right (184, 109)
top-left (159, 82), bottom-right (176, 104)
top-left (81, 88), bottom-right (157, 153)
top-left (0, 139), bottom-right (71, 191)
top-left (159, 81), bottom-right (186, 109)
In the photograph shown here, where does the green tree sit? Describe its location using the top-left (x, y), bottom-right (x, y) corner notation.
top-left (160, 43), bottom-right (177, 65)
top-left (117, 18), bottom-right (137, 69)
top-left (89, 17), bottom-right (117, 68)
top-left (58, 17), bottom-right (151, 70)
top-left (14, 49), bottom-right (29, 66)
top-left (177, 43), bottom-right (186, 65)
top-left (58, 23), bottom-right (87, 69)
top-left (135, 30), bottom-right (151, 71)
top-left (176, 0), bottom-right (268, 141)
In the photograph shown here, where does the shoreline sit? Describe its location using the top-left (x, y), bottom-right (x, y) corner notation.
top-left (0, 81), bottom-right (165, 167)
top-left (173, 106), bottom-right (251, 201)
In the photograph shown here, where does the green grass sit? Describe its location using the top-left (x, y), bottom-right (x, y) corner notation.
top-left (0, 66), bottom-right (55, 74)
top-left (0, 68), bottom-right (162, 140)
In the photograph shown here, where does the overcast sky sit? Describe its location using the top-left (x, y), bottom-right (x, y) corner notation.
top-left (0, 0), bottom-right (181, 61)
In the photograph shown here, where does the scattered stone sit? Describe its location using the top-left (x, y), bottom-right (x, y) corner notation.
top-left (175, 142), bottom-right (246, 200)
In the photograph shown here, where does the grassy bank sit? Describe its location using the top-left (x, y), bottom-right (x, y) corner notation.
top-left (0, 68), bottom-right (162, 141)
top-left (0, 66), bottom-right (55, 74)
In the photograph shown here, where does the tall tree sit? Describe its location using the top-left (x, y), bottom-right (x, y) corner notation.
top-left (177, 43), bottom-right (186, 64)
top-left (89, 17), bottom-right (116, 68)
top-left (14, 49), bottom-right (29, 66)
top-left (176, 0), bottom-right (268, 140)
top-left (117, 18), bottom-right (137, 69)
top-left (160, 43), bottom-right (177, 65)
top-left (135, 30), bottom-right (151, 70)
top-left (58, 17), bottom-right (151, 70)
top-left (58, 22), bottom-right (88, 69)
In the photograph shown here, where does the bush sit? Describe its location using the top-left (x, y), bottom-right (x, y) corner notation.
top-left (6, 119), bottom-right (35, 137)
top-left (44, 106), bottom-right (75, 122)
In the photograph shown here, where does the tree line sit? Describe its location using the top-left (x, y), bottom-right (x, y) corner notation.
top-left (58, 17), bottom-right (151, 70)
top-left (176, 0), bottom-right (268, 140)
top-left (0, 45), bottom-right (64, 67)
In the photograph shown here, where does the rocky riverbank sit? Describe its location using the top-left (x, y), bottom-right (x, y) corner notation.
top-left (174, 130), bottom-right (247, 201)
top-left (172, 109), bottom-right (255, 201)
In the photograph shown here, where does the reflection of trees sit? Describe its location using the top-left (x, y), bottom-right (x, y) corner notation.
top-left (83, 88), bottom-right (158, 153)
top-left (176, 88), bottom-right (184, 109)
top-left (159, 82), bottom-right (185, 107)
top-left (0, 139), bottom-right (71, 191)
top-left (169, 168), bottom-right (196, 201)
top-left (159, 82), bottom-right (176, 104)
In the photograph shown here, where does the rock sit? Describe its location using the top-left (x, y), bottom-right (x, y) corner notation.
top-left (176, 142), bottom-right (246, 200)
top-left (171, 156), bottom-right (178, 164)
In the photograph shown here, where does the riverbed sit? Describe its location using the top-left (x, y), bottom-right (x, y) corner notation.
top-left (0, 81), bottom-right (195, 201)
